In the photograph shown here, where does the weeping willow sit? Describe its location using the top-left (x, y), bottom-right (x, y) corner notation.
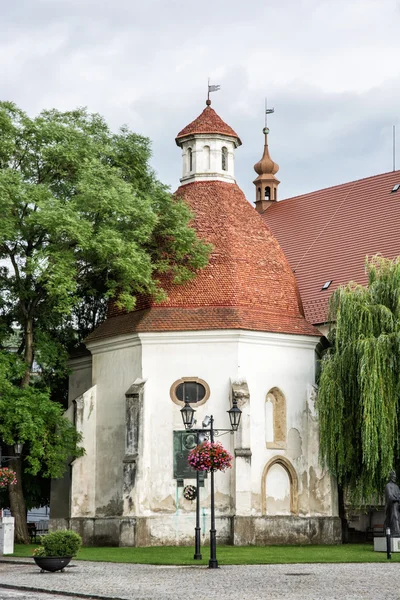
top-left (317, 255), bottom-right (400, 503)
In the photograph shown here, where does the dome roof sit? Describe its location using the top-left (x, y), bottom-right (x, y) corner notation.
top-left (176, 104), bottom-right (241, 145)
top-left (88, 181), bottom-right (319, 341)
top-left (254, 129), bottom-right (279, 177)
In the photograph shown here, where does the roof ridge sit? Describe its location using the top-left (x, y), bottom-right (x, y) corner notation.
top-left (278, 169), bottom-right (400, 204)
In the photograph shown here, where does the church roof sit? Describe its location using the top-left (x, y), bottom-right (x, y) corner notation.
top-left (87, 181), bottom-right (319, 342)
top-left (263, 170), bottom-right (400, 325)
top-left (176, 105), bottom-right (241, 144)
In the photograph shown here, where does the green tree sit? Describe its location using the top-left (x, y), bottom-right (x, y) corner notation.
top-left (0, 102), bottom-right (211, 541)
top-left (0, 351), bottom-right (83, 542)
top-left (317, 255), bottom-right (400, 509)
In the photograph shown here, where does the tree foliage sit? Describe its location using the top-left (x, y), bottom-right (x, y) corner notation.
top-left (0, 102), bottom-right (211, 538)
top-left (0, 352), bottom-right (83, 477)
top-left (317, 255), bottom-right (400, 502)
top-left (0, 101), bottom-right (210, 373)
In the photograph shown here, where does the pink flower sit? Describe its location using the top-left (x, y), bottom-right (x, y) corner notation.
top-left (188, 442), bottom-right (233, 473)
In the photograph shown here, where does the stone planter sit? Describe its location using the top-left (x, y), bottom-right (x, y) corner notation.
top-left (33, 556), bottom-right (72, 572)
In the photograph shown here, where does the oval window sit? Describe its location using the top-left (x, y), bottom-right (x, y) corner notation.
top-left (176, 381), bottom-right (206, 403)
top-left (170, 377), bottom-right (210, 407)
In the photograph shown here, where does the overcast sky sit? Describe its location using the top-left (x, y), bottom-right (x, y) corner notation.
top-left (1, 0), bottom-right (400, 201)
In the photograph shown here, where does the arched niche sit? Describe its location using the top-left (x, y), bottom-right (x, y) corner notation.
top-left (265, 387), bottom-right (286, 449)
top-left (261, 456), bottom-right (298, 515)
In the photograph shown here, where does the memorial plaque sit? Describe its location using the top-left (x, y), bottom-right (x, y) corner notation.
top-left (173, 431), bottom-right (206, 483)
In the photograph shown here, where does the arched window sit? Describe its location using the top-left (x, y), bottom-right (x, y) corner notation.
top-left (265, 387), bottom-right (286, 448)
top-left (264, 186), bottom-right (271, 200)
top-left (188, 148), bottom-right (193, 172)
top-left (274, 188), bottom-right (277, 201)
top-left (262, 456), bottom-right (298, 515)
top-left (203, 145), bottom-right (210, 170)
top-left (221, 147), bottom-right (228, 171)
top-left (257, 187), bottom-right (261, 201)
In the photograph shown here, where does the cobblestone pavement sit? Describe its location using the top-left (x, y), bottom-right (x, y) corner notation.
top-left (0, 559), bottom-right (400, 600)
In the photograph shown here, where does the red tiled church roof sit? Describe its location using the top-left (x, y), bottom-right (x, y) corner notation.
top-left (176, 106), bottom-right (241, 144)
top-left (263, 170), bottom-right (400, 325)
top-left (87, 181), bottom-right (319, 342)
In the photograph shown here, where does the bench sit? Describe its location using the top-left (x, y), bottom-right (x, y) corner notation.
top-left (27, 522), bottom-right (37, 543)
top-left (366, 523), bottom-right (385, 541)
top-left (27, 520), bottom-right (49, 542)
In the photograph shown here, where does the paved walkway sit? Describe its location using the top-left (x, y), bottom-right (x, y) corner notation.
top-left (0, 558), bottom-right (399, 600)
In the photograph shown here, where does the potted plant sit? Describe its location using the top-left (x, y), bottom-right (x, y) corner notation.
top-left (32, 529), bottom-right (82, 573)
top-left (187, 441), bottom-right (233, 472)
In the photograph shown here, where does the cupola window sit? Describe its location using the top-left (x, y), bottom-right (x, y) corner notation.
top-left (188, 148), bottom-right (193, 172)
top-left (265, 186), bottom-right (271, 200)
top-left (203, 145), bottom-right (210, 170)
top-left (221, 147), bottom-right (228, 171)
top-left (258, 187), bottom-right (261, 201)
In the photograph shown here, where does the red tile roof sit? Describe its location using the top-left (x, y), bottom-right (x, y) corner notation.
top-left (87, 181), bottom-right (319, 342)
top-left (263, 170), bottom-right (400, 325)
top-left (176, 106), bottom-right (241, 144)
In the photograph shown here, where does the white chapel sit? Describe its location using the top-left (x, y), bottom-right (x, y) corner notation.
top-left (50, 100), bottom-right (341, 546)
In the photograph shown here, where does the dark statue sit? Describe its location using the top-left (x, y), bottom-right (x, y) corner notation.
top-left (385, 470), bottom-right (400, 535)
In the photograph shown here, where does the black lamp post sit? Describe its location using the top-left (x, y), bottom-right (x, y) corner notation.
top-left (180, 400), bottom-right (242, 569)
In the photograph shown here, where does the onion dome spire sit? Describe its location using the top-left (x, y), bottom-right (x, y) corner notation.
top-left (253, 125), bottom-right (280, 213)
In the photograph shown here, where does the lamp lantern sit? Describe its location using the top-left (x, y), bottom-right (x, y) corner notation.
top-left (180, 401), bottom-right (196, 430)
top-left (14, 443), bottom-right (23, 457)
top-left (227, 398), bottom-right (242, 432)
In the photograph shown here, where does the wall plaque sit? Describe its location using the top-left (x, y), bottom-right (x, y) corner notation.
top-left (173, 431), bottom-right (206, 483)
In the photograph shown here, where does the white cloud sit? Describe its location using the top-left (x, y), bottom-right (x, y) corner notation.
top-left (1, 0), bottom-right (400, 202)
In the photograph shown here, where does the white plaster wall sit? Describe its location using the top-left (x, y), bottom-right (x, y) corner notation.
top-left (83, 328), bottom-right (337, 536)
top-left (86, 336), bottom-right (143, 516)
top-left (71, 385), bottom-right (97, 517)
top-left (138, 331), bottom-right (238, 520)
top-left (179, 134), bottom-right (237, 184)
top-left (237, 332), bottom-right (335, 517)
top-left (265, 464), bottom-right (291, 515)
top-left (68, 355), bottom-right (92, 406)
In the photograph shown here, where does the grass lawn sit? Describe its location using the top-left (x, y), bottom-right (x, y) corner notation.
top-left (7, 543), bottom-right (400, 565)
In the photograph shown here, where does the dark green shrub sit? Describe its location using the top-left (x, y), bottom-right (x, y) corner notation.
top-left (41, 530), bottom-right (82, 557)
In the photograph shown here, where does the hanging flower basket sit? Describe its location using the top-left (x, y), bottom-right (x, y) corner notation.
top-left (188, 441), bottom-right (233, 472)
top-left (0, 468), bottom-right (17, 488)
top-left (183, 485), bottom-right (197, 501)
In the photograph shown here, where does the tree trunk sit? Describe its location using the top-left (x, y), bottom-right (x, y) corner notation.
top-left (20, 317), bottom-right (33, 387)
top-left (8, 454), bottom-right (29, 544)
top-left (338, 485), bottom-right (349, 543)
top-left (10, 317), bottom-right (34, 544)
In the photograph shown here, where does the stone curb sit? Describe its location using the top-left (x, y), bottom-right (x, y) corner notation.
top-left (0, 583), bottom-right (128, 600)
top-left (0, 558), bottom-right (33, 565)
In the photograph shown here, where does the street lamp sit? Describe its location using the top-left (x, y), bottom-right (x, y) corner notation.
top-left (0, 443), bottom-right (23, 464)
top-left (180, 400), bottom-right (241, 569)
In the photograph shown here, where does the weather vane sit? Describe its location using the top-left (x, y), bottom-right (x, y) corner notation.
top-left (264, 98), bottom-right (275, 132)
top-left (207, 78), bottom-right (221, 105)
